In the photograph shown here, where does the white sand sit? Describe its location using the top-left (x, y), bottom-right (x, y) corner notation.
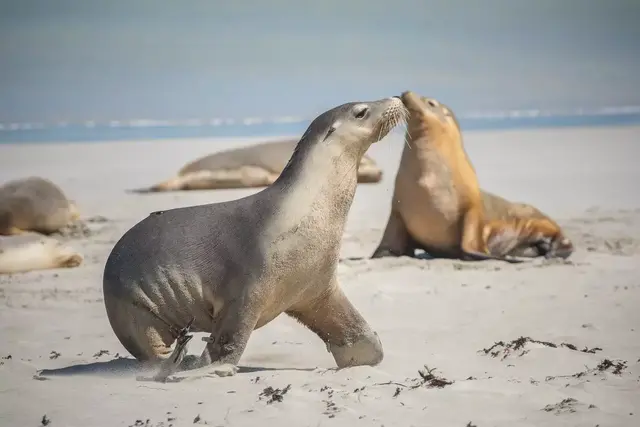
top-left (1, 126), bottom-right (639, 427)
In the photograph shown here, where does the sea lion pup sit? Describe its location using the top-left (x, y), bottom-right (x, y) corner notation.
top-left (0, 233), bottom-right (83, 274)
top-left (371, 92), bottom-right (572, 261)
top-left (131, 138), bottom-right (383, 193)
top-left (103, 96), bottom-right (406, 381)
top-left (0, 177), bottom-right (80, 236)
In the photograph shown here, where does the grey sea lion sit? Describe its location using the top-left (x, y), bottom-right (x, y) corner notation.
top-left (0, 177), bottom-right (80, 236)
top-left (103, 96), bottom-right (407, 382)
top-left (371, 91), bottom-right (573, 261)
top-left (0, 232), bottom-right (83, 274)
top-left (130, 138), bottom-right (383, 193)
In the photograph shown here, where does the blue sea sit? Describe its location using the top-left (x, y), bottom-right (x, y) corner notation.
top-left (1, 106), bottom-right (640, 145)
top-left (2, 1), bottom-right (639, 145)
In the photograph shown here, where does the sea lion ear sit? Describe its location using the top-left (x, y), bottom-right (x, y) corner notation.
top-left (323, 120), bottom-right (341, 142)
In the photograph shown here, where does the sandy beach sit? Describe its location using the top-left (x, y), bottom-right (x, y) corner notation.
top-left (1, 125), bottom-right (639, 427)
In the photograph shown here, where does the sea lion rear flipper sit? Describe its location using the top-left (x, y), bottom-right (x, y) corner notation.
top-left (461, 208), bottom-right (526, 264)
top-left (127, 176), bottom-right (185, 194)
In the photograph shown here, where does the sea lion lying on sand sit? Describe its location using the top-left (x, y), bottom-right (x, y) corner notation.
top-left (131, 138), bottom-right (383, 193)
top-left (0, 177), bottom-right (80, 236)
top-left (0, 232), bottom-right (83, 274)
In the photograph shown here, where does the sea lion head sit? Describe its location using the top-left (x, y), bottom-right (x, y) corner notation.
top-left (400, 91), bottom-right (461, 144)
top-left (298, 97), bottom-right (407, 158)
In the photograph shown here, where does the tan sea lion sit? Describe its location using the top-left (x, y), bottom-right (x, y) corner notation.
top-left (371, 91), bottom-right (572, 261)
top-left (102, 96), bottom-right (407, 382)
top-left (0, 177), bottom-right (80, 236)
top-left (0, 232), bottom-right (83, 275)
top-left (131, 138), bottom-right (383, 193)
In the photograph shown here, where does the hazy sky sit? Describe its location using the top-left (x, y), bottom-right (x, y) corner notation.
top-left (1, 0), bottom-right (639, 123)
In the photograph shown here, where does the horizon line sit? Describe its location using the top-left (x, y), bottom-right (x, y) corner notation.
top-left (2, 104), bottom-right (640, 132)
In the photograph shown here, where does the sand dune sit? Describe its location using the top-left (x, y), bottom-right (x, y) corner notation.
top-left (0, 126), bottom-right (639, 427)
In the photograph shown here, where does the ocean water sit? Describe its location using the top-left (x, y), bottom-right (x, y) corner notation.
top-left (1, 1), bottom-right (639, 144)
top-left (1, 107), bottom-right (640, 145)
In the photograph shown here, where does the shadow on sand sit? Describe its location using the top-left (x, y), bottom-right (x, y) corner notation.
top-left (341, 252), bottom-right (436, 262)
top-left (37, 357), bottom-right (316, 379)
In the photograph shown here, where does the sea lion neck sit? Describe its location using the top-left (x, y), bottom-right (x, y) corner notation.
top-left (265, 137), bottom-right (361, 233)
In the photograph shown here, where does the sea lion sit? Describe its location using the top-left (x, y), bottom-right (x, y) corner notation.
top-left (371, 91), bottom-right (572, 262)
top-left (0, 232), bottom-right (83, 274)
top-left (103, 96), bottom-right (407, 382)
top-left (0, 177), bottom-right (80, 236)
top-left (131, 138), bottom-right (383, 193)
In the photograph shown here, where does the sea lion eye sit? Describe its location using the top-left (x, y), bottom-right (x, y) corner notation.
top-left (354, 106), bottom-right (369, 119)
top-left (427, 99), bottom-right (438, 107)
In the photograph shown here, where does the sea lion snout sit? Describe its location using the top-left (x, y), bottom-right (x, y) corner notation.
top-left (400, 91), bottom-right (415, 102)
top-left (399, 91), bottom-right (427, 115)
top-left (372, 97), bottom-right (407, 141)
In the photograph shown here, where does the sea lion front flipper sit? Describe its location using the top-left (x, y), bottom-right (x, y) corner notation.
top-left (371, 208), bottom-right (416, 258)
top-left (286, 281), bottom-right (384, 368)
